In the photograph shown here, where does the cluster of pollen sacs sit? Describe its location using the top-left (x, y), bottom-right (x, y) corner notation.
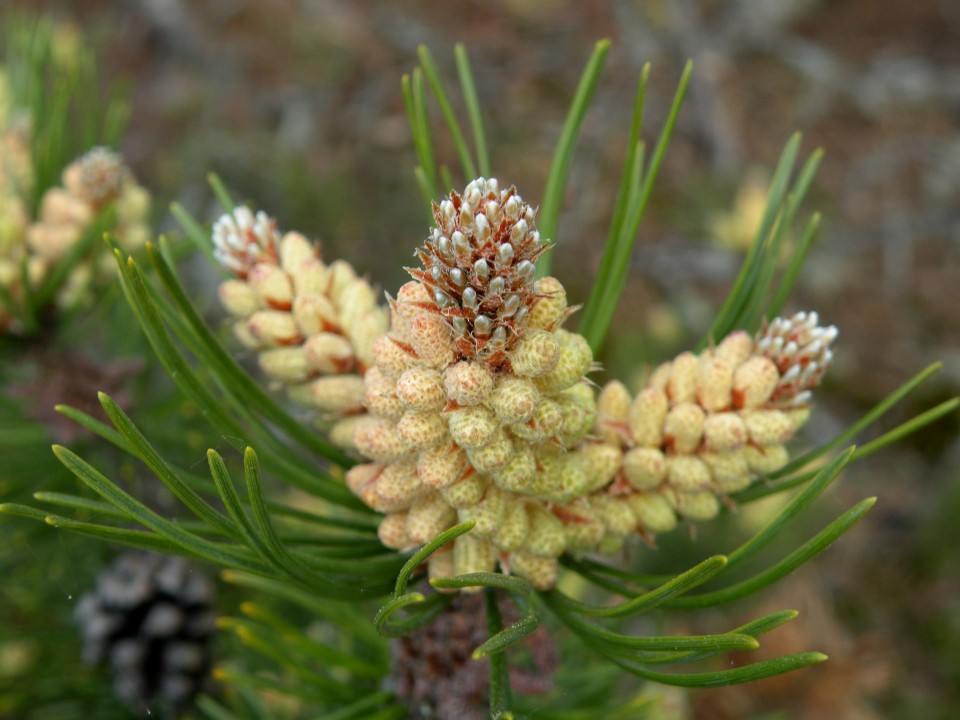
top-left (346, 178), bottom-right (603, 590)
top-left (214, 206), bottom-right (388, 436)
top-left (215, 179), bottom-right (838, 593)
top-left (585, 311), bottom-right (837, 551)
top-left (0, 122), bottom-right (150, 333)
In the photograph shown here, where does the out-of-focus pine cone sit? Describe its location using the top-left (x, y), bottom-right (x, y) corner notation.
top-left (26, 146), bottom-right (150, 267)
top-left (213, 205), bottom-right (389, 429)
top-left (74, 552), bottom-right (216, 716)
top-left (583, 312), bottom-right (837, 551)
top-left (348, 178), bottom-right (601, 590)
top-left (8, 146), bottom-right (152, 319)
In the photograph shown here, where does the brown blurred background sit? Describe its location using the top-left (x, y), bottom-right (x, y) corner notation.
top-left (7, 0), bottom-right (960, 717)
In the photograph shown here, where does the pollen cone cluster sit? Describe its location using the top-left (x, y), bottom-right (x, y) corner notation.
top-left (0, 140), bottom-right (150, 333)
top-left (348, 178), bottom-right (602, 591)
top-left (213, 206), bottom-right (388, 431)
top-left (583, 312), bottom-right (838, 550)
top-left (27, 146), bottom-right (151, 307)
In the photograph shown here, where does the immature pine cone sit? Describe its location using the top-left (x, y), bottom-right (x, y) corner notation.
top-left (581, 312), bottom-right (837, 551)
top-left (74, 552), bottom-right (216, 715)
top-left (20, 146), bottom-right (151, 315)
top-left (214, 206), bottom-right (388, 430)
top-left (348, 178), bottom-right (602, 590)
top-left (26, 146), bottom-right (150, 266)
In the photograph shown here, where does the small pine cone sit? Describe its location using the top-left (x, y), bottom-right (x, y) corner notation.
top-left (213, 206), bottom-right (388, 430)
top-left (352, 179), bottom-right (601, 590)
top-left (74, 552), bottom-right (215, 715)
top-left (572, 313), bottom-right (837, 552)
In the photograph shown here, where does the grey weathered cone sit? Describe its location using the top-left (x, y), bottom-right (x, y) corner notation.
top-left (74, 551), bottom-right (216, 716)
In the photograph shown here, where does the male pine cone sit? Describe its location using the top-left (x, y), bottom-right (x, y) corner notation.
top-left (213, 206), bottom-right (388, 435)
top-left (347, 178), bottom-right (601, 590)
top-left (0, 144), bottom-right (150, 332)
top-left (584, 311), bottom-right (837, 552)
